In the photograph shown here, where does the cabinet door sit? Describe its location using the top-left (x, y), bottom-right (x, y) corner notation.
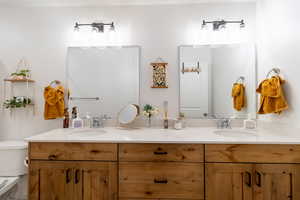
top-left (80, 162), bottom-right (118, 200)
top-left (29, 161), bottom-right (74, 200)
top-left (254, 164), bottom-right (300, 200)
top-left (206, 163), bottom-right (253, 200)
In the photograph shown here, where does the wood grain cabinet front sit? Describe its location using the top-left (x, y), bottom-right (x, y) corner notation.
top-left (119, 144), bottom-right (204, 162)
top-left (119, 162), bottom-right (204, 199)
top-left (205, 163), bottom-right (253, 200)
top-left (29, 143), bottom-right (300, 200)
top-left (206, 163), bottom-right (300, 200)
top-left (29, 143), bottom-right (117, 161)
top-left (205, 144), bottom-right (300, 163)
top-left (29, 161), bottom-right (117, 200)
top-left (253, 164), bottom-right (300, 200)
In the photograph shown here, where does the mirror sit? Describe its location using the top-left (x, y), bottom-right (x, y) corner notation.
top-left (67, 46), bottom-right (140, 118)
top-left (179, 44), bottom-right (256, 119)
top-left (118, 104), bottom-right (140, 125)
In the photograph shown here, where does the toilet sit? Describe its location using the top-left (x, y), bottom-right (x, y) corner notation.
top-left (0, 141), bottom-right (28, 198)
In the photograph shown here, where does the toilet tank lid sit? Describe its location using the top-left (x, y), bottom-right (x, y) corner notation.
top-left (0, 141), bottom-right (28, 150)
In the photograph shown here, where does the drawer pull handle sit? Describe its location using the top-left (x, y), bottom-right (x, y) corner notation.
top-left (66, 169), bottom-right (72, 184)
top-left (255, 171), bottom-right (262, 187)
top-left (48, 154), bottom-right (57, 160)
top-left (75, 169), bottom-right (80, 184)
top-left (245, 171), bottom-right (252, 187)
top-left (154, 179), bottom-right (168, 184)
top-left (153, 147), bottom-right (168, 155)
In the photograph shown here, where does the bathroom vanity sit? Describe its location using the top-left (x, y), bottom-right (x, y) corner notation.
top-left (26, 128), bottom-right (300, 200)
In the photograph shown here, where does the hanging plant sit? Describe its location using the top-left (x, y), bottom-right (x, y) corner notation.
top-left (3, 96), bottom-right (32, 109)
top-left (10, 69), bottom-right (31, 80)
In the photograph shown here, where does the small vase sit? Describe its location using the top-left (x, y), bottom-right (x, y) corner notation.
top-left (147, 117), bottom-right (152, 128)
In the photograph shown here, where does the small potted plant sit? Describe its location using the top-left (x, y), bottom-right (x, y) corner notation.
top-left (143, 104), bottom-right (159, 127)
top-left (3, 96), bottom-right (32, 109)
top-left (10, 69), bottom-right (31, 80)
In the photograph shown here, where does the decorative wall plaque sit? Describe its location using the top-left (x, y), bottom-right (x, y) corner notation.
top-left (151, 62), bottom-right (168, 88)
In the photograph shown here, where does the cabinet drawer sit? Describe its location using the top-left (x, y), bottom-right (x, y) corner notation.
top-left (206, 144), bottom-right (300, 163)
top-left (119, 162), bottom-right (204, 199)
top-left (119, 144), bottom-right (204, 162)
top-left (120, 199), bottom-right (200, 200)
top-left (29, 142), bottom-right (117, 161)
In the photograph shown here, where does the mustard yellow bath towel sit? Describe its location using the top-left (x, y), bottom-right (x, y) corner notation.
top-left (256, 76), bottom-right (288, 114)
top-left (232, 83), bottom-right (246, 111)
top-left (44, 85), bottom-right (65, 120)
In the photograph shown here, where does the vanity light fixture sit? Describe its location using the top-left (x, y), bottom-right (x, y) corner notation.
top-left (202, 19), bottom-right (245, 31)
top-left (74, 22), bottom-right (115, 33)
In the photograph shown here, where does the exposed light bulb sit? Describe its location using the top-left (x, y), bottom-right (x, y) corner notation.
top-left (74, 22), bottom-right (80, 32)
top-left (201, 20), bottom-right (207, 29)
top-left (110, 22), bottom-right (115, 32)
top-left (240, 20), bottom-right (245, 28)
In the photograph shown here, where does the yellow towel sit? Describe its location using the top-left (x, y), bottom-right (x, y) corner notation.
top-left (44, 85), bottom-right (65, 120)
top-left (256, 76), bottom-right (288, 114)
top-left (232, 83), bottom-right (246, 111)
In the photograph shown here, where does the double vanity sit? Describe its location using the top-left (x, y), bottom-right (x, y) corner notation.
top-left (26, 127), bottom-right (300, 200)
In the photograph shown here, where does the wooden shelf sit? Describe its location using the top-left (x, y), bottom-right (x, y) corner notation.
top-left (4, 78), bottom-right (35, 83)
top-left (5, 104), bottom-right (35, 109)
top-left (151, 86), bottom-right (168, 88)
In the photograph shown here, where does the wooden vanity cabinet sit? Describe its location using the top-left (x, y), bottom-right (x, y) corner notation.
top-left (29, 161), bottom-right (74, 200)
top-left (29, 143), bottom-right (300, 200)
top-left (205, 163), bottom-right (253, 200)
top-left (29, 161), bottom-right (117, 200)
top-left (119, 144), bottom-right (205, 200)
top-left (205, 144), bottom-right (300, 200)
top-left (253, 164), bottom-right (300, 200)
top-left (28, 143), bottom-right (204, 200)
top-left (28, 143), bottom-right (118, 200)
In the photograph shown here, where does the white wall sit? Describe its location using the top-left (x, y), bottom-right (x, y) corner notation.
top-left (256, 0), bottom-right (300, 127)
top-left (0, 3), bottom-right (256, 141)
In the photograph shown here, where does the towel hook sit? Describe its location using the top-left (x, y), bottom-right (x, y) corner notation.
top-left (49, 80), bottom-right (62, 87)
top-left (236, 76), bottom-right (245, 84)
top-left (266, 68), bottom-right (281, 78)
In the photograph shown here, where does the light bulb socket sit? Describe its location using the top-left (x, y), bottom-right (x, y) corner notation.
top-left (110, 22), bottom-right (115, 32)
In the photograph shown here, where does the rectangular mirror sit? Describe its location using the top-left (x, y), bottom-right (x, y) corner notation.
top-left (179, 44), bottom-right (256, 119)
top-left (67, 46), bottom-right (140, 118)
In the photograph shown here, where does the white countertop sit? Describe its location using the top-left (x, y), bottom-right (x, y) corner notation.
top-left (25, 126), bottom-right (300, 144)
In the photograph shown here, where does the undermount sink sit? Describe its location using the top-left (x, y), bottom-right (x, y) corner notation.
top-left (214, 129), bottom-right (257, 137)
top-left (69, 128), bottom-right (107, 137)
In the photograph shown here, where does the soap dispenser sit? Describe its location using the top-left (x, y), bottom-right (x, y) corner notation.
top-left (83, 112), bottom-right (92, 128)
top-left (72, 113), bottom-right (83, 128)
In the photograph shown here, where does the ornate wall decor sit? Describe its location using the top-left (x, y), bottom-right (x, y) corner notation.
top-left (151, 61), bottom-right (168, 88)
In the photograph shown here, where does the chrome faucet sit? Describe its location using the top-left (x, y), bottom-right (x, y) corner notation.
top-left (217, 118), bottom-right (232, 129)
top-left (92, 114), bottom-right (111, 128)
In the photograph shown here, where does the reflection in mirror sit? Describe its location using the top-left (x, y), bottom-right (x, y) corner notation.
top-left (67, 46), bottom-right (140, 118)
top-left (179, 44), bottom-right (256, 119)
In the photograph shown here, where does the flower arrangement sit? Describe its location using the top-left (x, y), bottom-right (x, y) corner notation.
top-left (143, 104), bottom-right (159, 127)
top-left (3, 96), bottom-right (32, 109)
